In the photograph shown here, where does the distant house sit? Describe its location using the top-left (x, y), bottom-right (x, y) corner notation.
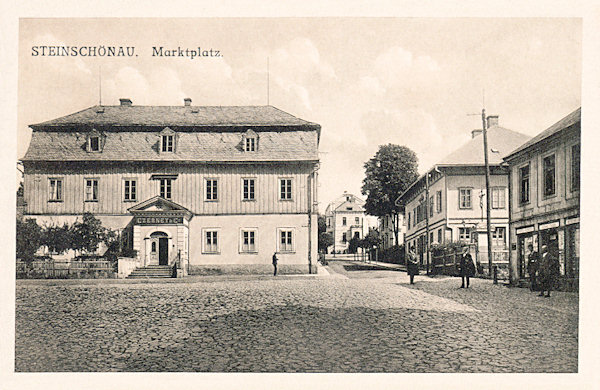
top-left (398, 116), bottom-right (531, 272)
top-left (21, 98), bottom-right (321, 275)
top-left (324, 192), bottom-right (377, 253)
top-left (504, 107), bottom-right (580, 290)
top-left (378, 214), bottom-right (404, 250)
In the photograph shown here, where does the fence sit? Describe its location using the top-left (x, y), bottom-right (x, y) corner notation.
top-left (17, 259), bottom-right (115, 279)
top-left (431, 248), bottom-right (509, 280)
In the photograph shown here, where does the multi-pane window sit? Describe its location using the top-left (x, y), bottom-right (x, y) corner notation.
top-left (241, 230), bottom-right (256, 253)
top-left (89, 136), bottom-right (100, 152)
top-left (491, 187), bottom-right (506, 209)
top-left (160, 178), bottom-right (172, 199)
top-left (459, 227), bottom-right (471, 241)
top-left (162, 135), bottom-right (174, 152)
top-left (543, 154), bottom-right (556, 197)
top-left (48, 178), bottom-right (62, 201)
top-left (437, 228), bottom-right (442, 244)
top-left (280, 179), bottom-right (292, 200)
top-left (124, 179), bottom-right (137, 201)
top-left (85, 179), bottom-right (98, 201)
top-left (492, 227), bottom-right (506, 246)
top-left (407, 213), bottom-right (411, 229)
top-left (245, 137), bottom-right (256, 152)
top-left (206, 179), bottom-right (218, 201)
top-left (571, 144), bottom-right (580, 192)
top-left (279, 229), bottom-right (294, 252)
top-left (342, 217), bottom-right (347, 226)
top-left (243, 179), bottom-right (255, 200)
top-left (436, 191), bottom-right (442, 213)
top-left (355, 217), bottom-right (360, 225)
top-left (429, 196), bottom-right (434, 217)
top-left (413, 209), bottom-right (417, 225)
top-left (204, 230), bottom-right (219, 253)
top-left (520, 164), bottom-right (530, 204)
top-left (459, 188), bottom-right (472, 209)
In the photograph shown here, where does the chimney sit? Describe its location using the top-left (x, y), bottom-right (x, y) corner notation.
top-left (471, 129), bottom-right (482, 138)
top-left (486, 115), bottom-right (499, 128)
top-left (119, 98), bottom-right (132, 106)
top-left (184, 98), bottom-right (192, 106)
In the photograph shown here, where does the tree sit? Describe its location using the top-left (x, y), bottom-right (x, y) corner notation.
top-left (318, 214), bottom-right (327, 234)
top-left (43, 223), bottom-right (73, 257)
top-left (348, 236), bottom-right (360, 254)
top-left (318, 232), bottom-right (333, 253)
top-left (361, 228), bottom-right (381, 249)
top-left (17, 218), bottom-right (43, 262)
top-left (71, 213), bottom-right (106, 255)
top-left (362, 144), bottom-right (419, 246)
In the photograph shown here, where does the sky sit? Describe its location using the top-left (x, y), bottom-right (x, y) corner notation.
top-left (17, 18), bottom-right (581, 212)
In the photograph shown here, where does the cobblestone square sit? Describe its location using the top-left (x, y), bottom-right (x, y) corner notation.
top-left (15, 261), bottom-right (578, 372)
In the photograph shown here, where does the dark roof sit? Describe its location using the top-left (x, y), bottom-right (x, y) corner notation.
top-left (22, 130), bottom-right (318, 162)
top-left (31, 105), bottom-right (318, 129)
top-left (437, 126), bottom-right (531, 166)
top-left (504, 107), bottom-right (581, 161)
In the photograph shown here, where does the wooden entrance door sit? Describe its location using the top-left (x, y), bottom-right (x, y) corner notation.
top-left (159, 237), bottom-right (169, 265)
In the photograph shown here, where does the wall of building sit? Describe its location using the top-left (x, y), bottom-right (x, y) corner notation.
top-left (23, 161), bottom-right (313, 216)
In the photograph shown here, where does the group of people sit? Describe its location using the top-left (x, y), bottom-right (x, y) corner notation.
top-left (526, 244), bottom-right (560, 297)
top-left (406, 246), bottom-right (476, 287)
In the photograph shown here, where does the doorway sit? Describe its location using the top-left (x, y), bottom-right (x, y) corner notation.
top-left (149, 231), bottom-right (169, 266)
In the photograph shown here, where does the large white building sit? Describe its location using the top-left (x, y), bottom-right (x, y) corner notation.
top-left (21, 98), bottom-right (320, 275)
top-left (324, 192), bottom-right (378, 254)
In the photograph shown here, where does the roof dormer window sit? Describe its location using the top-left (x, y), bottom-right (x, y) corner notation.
top-left (159, 127), bottom-right (177, 153)
top-left (242, 129), bottom-right (258, 152)
top-left (86, 129), bottom-right (104, 153)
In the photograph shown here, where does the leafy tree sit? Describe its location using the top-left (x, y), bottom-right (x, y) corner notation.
top-left (43, 223), bottom-right (73, 257)
top-left (17, 218), bottom-right (43, 262)
top-left (318, 214), bottom-right (327, 234)
top-left (318, 232), bottom-right (333, 253)
top-left (361, 228), bottom-right (381, 249)
top-left (348, 236), bottom-right (361, 254)
top-left (71, 213), bottom-right (106, 255)
top-left (362, 144), bottom-right (419, 246)
top-left (17, 182), bottom-right (24, 197)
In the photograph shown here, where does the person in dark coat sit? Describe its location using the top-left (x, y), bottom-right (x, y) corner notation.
top-left (538, 245), bottom-right (560, 297)
top-left (526, 244), bottom-right (539, 291)
top-left (406, 247), bottom-right (419, 284)
top-left (272, 252), bottom-right (278, 276)
top-left (458, 247), bottom-right (475, 288)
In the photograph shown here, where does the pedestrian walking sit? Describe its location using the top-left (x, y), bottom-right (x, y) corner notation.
top-left (538, 245), bottom-right (560, 297)
top-left (458, 247), bottom-right (475, 288)
top-left (272, 252), bottom-right (278, 276)
top-left (406, 247), bottom-right (419, 284)
top-left (527, 244), bottom-right (539, 291)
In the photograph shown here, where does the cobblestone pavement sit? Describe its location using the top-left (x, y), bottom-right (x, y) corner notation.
top-left (15, 260), bottom-right (577, 372)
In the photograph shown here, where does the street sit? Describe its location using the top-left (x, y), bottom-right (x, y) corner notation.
top-left (15, 259), bottom-right (578, 372)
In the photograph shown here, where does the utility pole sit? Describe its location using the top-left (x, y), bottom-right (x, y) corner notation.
top-left (425, 171), bottom-right (430, 275)
top-left (481, 108), bottom-right (494, 276)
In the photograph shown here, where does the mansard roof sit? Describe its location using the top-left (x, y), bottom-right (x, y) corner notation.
top-left (23, 104), bottom-right (320, 162)
top-left (30, 105), bottom-right (319, 130)
top-left (22, 130), bottom-right (319, 162)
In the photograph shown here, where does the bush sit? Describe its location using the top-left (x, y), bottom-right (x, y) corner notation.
top-left (17, 218), bottom-right (43, 262)
top-left (379, 245), bottom-right (405, 264)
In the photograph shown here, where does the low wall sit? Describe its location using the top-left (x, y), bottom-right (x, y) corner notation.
top-left (117, 257), bottom-right (142, 278)
top-left (188, 263), bottom-right (314, 276)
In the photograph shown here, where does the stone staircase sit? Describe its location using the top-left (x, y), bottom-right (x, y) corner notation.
top-left (127, 265), bottom-right (174, 279)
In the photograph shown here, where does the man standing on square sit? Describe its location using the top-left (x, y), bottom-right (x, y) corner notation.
top-left (272, 252), bottom-right (279, 276)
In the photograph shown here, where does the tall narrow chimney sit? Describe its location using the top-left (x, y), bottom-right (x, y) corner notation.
top-left (486, 115), bottom-right (499, 128)
top-left (184, 98), bottom-right (192, 106)
top-left (119, 98), bottom-right (132, 106)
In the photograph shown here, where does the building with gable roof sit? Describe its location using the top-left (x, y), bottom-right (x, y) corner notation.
top-left (324, 192), bottom-right (378, 254)
top-left (398, 116), bottom-right (531, 273)
top-left (21, 98), bottom-right (321, 276)
top-left (504, 107), bottom-right (580, 290)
